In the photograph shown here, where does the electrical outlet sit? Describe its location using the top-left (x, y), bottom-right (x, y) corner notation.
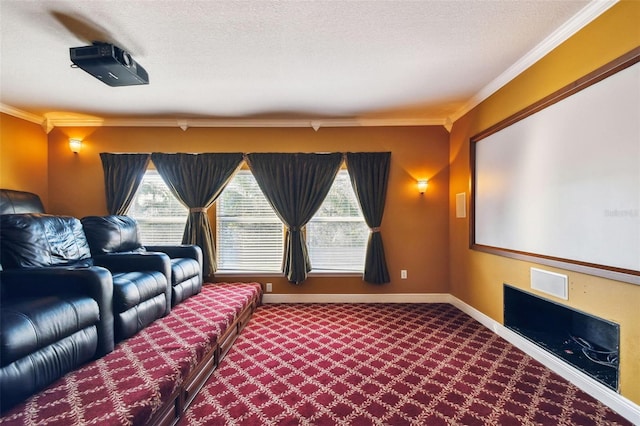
top-left (265, 282), bottom-right (273, 293)
top-left (401, 270), bottom-right (407, 279)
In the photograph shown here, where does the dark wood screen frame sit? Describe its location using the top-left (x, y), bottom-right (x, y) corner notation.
top-left (470, 47), bottom-right (640, 285)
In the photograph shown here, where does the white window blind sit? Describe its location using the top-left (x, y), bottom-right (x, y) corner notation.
top-left (216, 171), bottom-right (284, 272)
top-left (128, 170), bottom-right (188, 245)
top-left (307, 170), bottom-right (368, 272)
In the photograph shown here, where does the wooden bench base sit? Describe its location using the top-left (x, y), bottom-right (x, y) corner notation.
top-left (149, 293), bottom-right (260, 426)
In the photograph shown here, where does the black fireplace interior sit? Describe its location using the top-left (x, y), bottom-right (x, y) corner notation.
top-left (504, 284), bottom-right (619, 391)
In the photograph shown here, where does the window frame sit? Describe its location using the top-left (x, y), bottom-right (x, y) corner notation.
top-left (215, 169), bottom-right (285, 274)
top-left (305, 169), bottom-right (368, 274)
top-left (127, 169), bottom-right (189, 246)
top-left (215, 168), bottom-right (368, 277)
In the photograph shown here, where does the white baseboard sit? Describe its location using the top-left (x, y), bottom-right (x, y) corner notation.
top-left (261, 292), bottom-right (640, 424)
top-left (448, 295), bottom-right (640, 425)
top-left (262, 292), bottom-right (450, 304)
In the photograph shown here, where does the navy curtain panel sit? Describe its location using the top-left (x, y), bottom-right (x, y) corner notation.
top-left (246, 152), bottom-right (343, 284)
top-left (345, 152), bottom-right (391, 284)
top-left (150, 152), bottom-right (243, 277)
top-left (100, 153), bottom-right (150, 215)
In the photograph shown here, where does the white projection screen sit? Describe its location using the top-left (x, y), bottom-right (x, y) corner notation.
top-left (471, 49), bottom-right (639, 285)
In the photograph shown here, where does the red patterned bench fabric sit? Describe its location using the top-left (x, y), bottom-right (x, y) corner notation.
top-left (0, 282), bottom-right (262, 426)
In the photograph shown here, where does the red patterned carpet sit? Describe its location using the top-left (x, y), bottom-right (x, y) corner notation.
top-left (181, 303), bottom-right (630, 426)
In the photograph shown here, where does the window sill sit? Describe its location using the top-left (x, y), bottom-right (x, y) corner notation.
top-left (215, 271), bottom-right (283, 277)
top-left (214, 271), bottom-right (362, 278)
top-left (308, 271), bottom-right (362, 277)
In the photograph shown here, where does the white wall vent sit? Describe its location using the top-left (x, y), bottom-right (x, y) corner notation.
top-left (530, 267), bottom-right (568, 300)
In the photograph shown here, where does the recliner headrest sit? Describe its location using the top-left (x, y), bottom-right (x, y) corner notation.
top-left (0, 214), bottom-right (92, 268)
top-left (0, 189), bottom-right (45, 214)
top-left (81, 215), bottom-right (145, 255)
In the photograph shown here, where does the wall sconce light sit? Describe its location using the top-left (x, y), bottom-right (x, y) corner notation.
top-left (417, 179), bottom-right (428, 195)
top-left (69, 138), bottom-right (82, 154)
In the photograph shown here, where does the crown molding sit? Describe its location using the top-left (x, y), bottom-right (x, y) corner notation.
top-left (0, 103), bottom-right (444, 130)
top-left (448, 0), bottom-right (618, 124)
top-left (0, 103), bottom-right (45, 126)
top-left (44, 116), bottom-right (445, 130)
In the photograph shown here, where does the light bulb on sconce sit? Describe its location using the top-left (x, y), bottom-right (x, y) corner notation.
top-left (417, 179), bottom-right (428, 195)
top-left (69, 138), bottom-right (82, 154)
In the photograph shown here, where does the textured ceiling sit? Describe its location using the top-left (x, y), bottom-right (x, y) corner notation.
top-left (0, 0), bottom-right (605, 126)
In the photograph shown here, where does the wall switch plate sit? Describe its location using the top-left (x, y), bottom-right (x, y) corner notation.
top-left (401, 270), bottom-right (407, 279)
top-left (265, 282), bottom-right (273, 293)
top-left (456, 192), bottom-right (467, 218)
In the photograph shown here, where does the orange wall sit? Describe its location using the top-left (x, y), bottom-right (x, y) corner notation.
top-left (0, 113), bottom-right (49, 207)
top-left (449, 1), bottom-right (640, 404)
top-left (46, 125), bottom-right (450, 295)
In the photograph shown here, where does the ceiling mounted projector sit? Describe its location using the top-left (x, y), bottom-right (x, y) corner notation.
top-left (70, 42), bottom-right (149, 87)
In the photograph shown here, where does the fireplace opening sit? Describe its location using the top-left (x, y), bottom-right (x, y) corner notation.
top-left (504, 284), bottom-right (619, 391)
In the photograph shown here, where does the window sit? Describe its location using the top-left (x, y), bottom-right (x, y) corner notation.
top-left (128, 170), bottom-right (188, 245)
top-left (216, 169), bottom-right (367, 274)
top-left (307, 170), bottom-right (368, 272)
top-left (216, 171), bottom-right (284, 272)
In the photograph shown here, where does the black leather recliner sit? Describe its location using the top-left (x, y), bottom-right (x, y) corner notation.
top-left (0, 190), bottom-right (115, 411)
top-left (82, 215), bottom-right (203, 308)
top-left (146, 244), bottom-right (203, 307)
top-left (80, 215), bottom-right (174, 342)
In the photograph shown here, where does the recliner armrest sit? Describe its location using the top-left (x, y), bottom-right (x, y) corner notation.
top-left (0, 266), bottom-right (115, 356)
top-left (145, 245), bottom-right (202, 264)
top-left (92, 252), bottom-right (171, 276)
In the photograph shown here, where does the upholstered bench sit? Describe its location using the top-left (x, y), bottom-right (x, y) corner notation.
top-left (0, 282), bottom-right (263, 426)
